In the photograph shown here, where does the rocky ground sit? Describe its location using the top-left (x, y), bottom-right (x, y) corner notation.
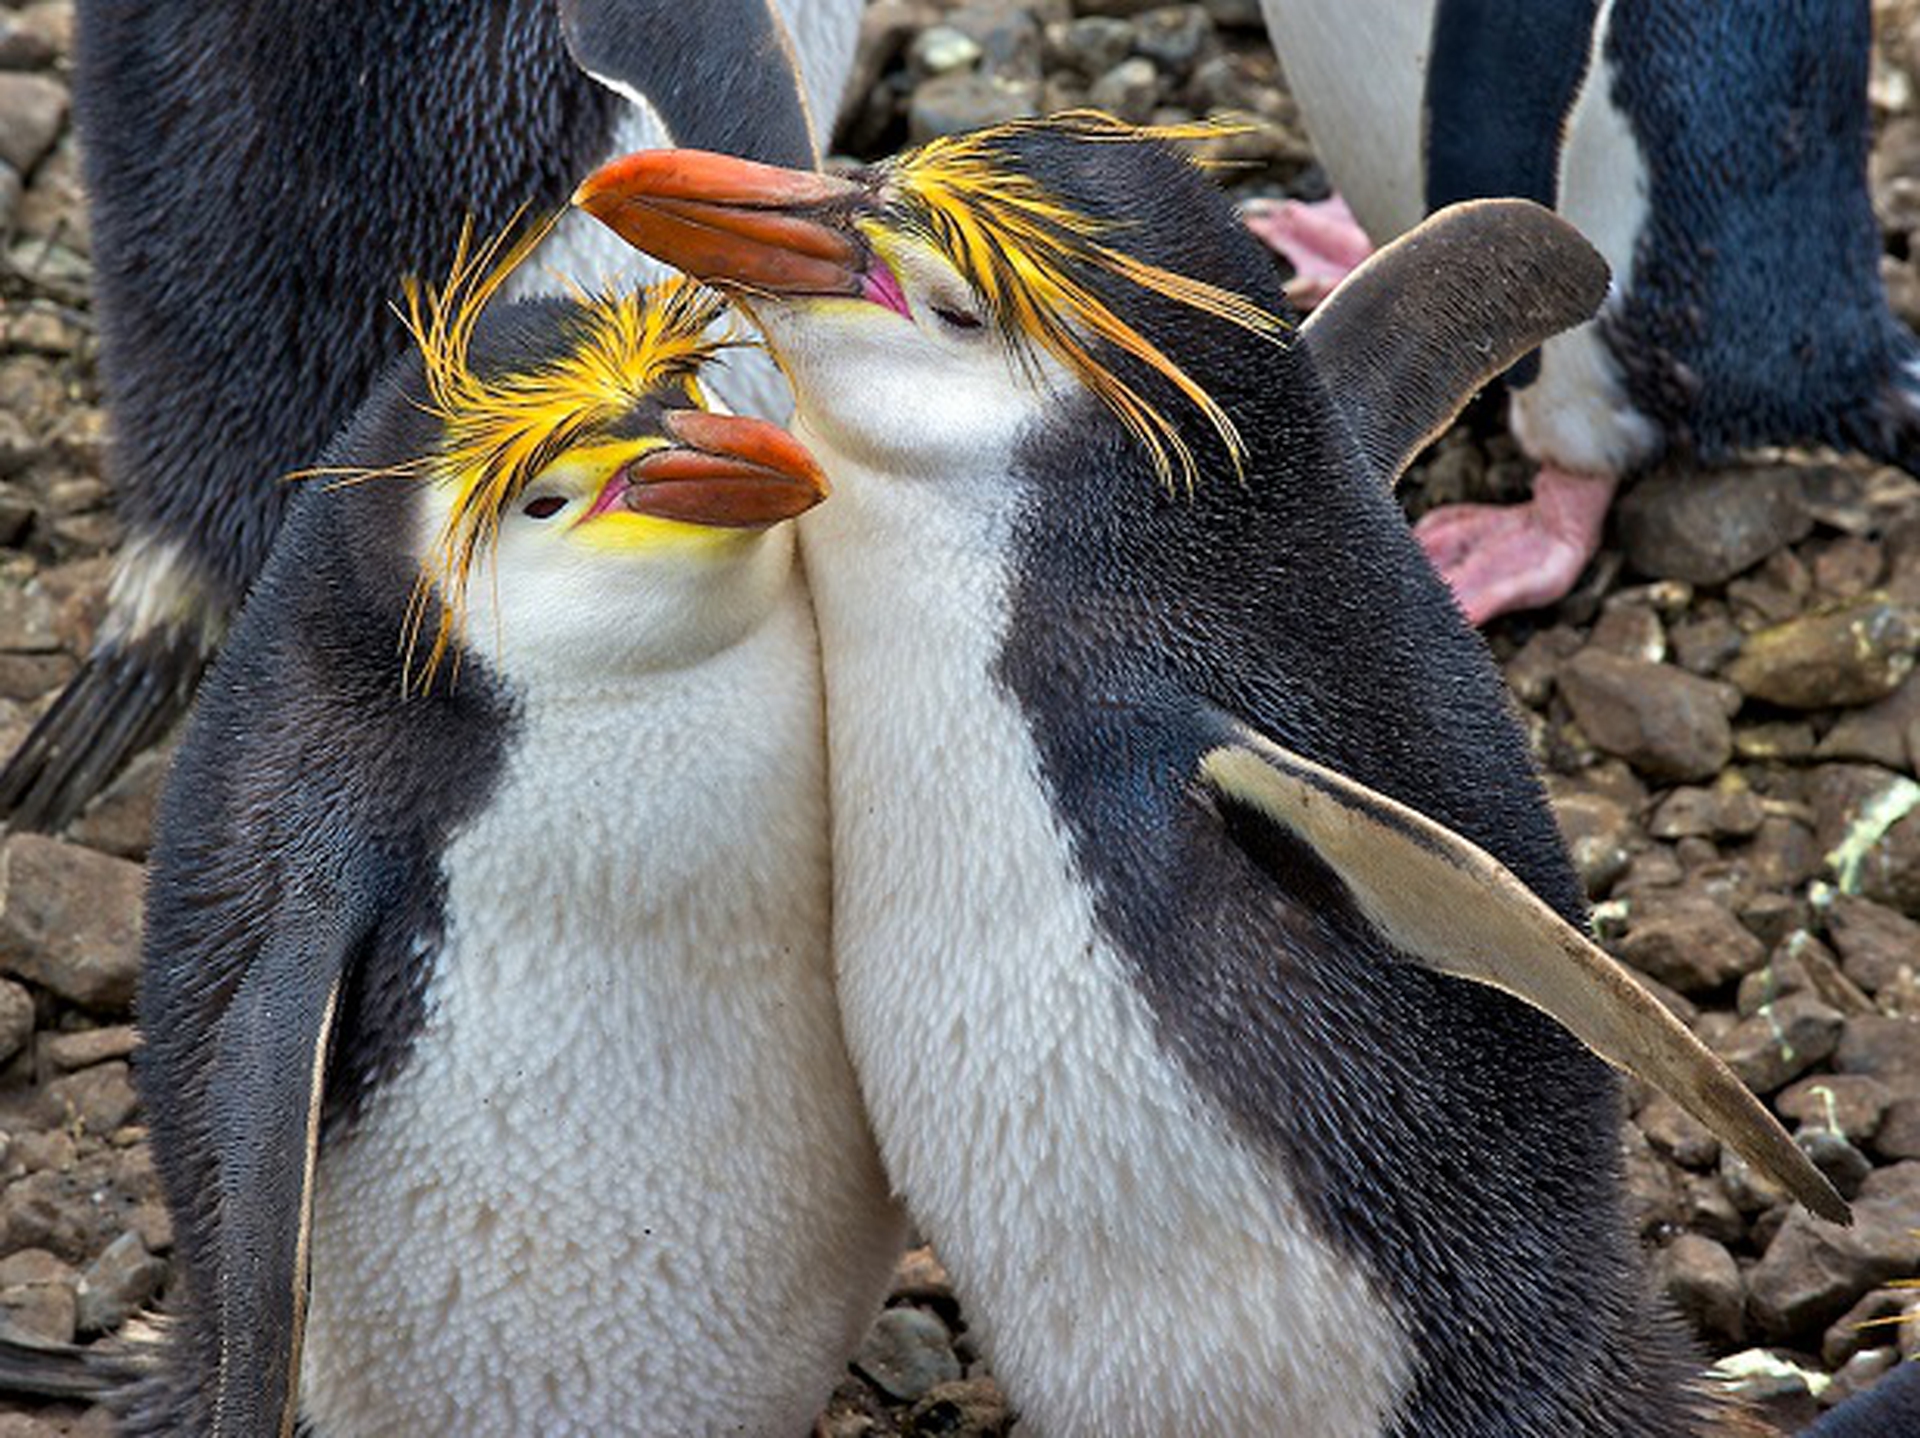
top-left (0, 1), bottom-right (1916, 1434)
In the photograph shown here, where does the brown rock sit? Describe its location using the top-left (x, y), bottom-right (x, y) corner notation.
top-left (1725, 598), bottom-right (1919, 709)
top-left (1638, 1091), bottom-right (1720, 1170)
top-left (1823, 1286), bottom-right (1920, 1368)
top-left (1776, 1074), bottom-right (1893, 1145)
top-left (1858, 808), bottom-right (1920, 917)
top-left (1558, 651), bottom-right (1736, 781)
top-left (906, 1379), bottom-right (1014, 1437)
top-left (0, 835), bottom-right (143, 1011)
top-left (1874, 1097), bottom-right (1920, 1160)
top-left (45, 1061), bottom-right (139, 1135)
top-left (1618, 891), bottom-right (1767, 993)
top-left (73, 1231), bottom-right (165, 1336)
top-left (1748, 1162), bottom-right (1920, 1344)
top-left (0, 974), bottom-right (31, 1065)
top-left (39, 1026), bottom-right (137, 1073)
top-left (1617, 466), bottom-right (1811, 586)
top-left (0, 73), bottom-right (65, 174)
top-left (1655, 1233), bottom-right (1745, 1344)
top-left (1713, 994), bottom-right (1844, 1094)
top-left (1835, 1014), bottom-right (1920, 1090)
top-left (1549, 788), bottom-right (1636, 897)
top-left (1817, 671), bottom-right (1920, 771)
top-left (1826, 895), bottom-right (1920, 994)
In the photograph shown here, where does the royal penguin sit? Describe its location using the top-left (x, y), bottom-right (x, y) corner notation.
top-left (123, 255), bottom-right (902, 1435)
top-left (1250, 0), bottom-right (1920, 623)
top-left (0, 0), bottom-right (861, 831)
top-left (577, 113), bottom-right (1849, 1436)
top-left (579, 120), bottom-right (1858, 1436)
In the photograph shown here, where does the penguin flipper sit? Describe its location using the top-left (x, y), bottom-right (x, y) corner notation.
top-left (1194, 709), bottom-right (1850, 1226)
top-left (201, 914), bottom-right (350, 1438)
top-left (0, 630), bottom-right (206, 834)
top-left (1299, 198), bottom-right (1609, 486)
top-left (557, 0), bottom-right (818, 168)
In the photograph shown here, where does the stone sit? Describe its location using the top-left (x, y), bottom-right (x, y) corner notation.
top-left (1776, 1074), bottom-right (1893, 1146)
top-left (1588, 600), bottom-right (1666, 663)
top-left (1712, 994), bottom-right (1843, 1094)
top-left (1054, 16), bottom-right (1132, 76)
top-left (854, 1306), bottom-right (962, 1403)
top-left (0, 582), bottom-right (59, 652)
top-left (1736, 936), bottom-right (1871, 1020)
top-left (945, 3), bottom-right (1042, 80)
top-left (73, 1231), bottom-right (165, 1336)
top-left (1558, 651), bottom-right (1735, 782)
top-left (1836, 1014), bottom-right (1920, 1089)
top-left (1649, 781), bottom-right (1764, 841)
top-left (1747, 1162), bottom-right (1920, 1343)
top-left (0, 16), bottom-right (58, 71)
top-left (0, 73), bottom-right (65, 175)
top-left (1737, 892), bottom-right (1810, 950)
top-left (1818, 671), bottom-right (1920, 771)
top-left (1678, 1172), bottom-right (1747, 1245)
top-left (1132, 6), bottom-right (1213, 75)
top-left (1857, 808), bottom-right (1920, 917)
top-left (0, 975), bottom-right (31, 1065)
top-left (908, 72), bottom-right (1039, 142)
top-left (890, 1245), bottom-right (957, 1320)
top-left (910, 26), bottom-right (983, 76)
top-left (1824, 1282), bottom-right (1920, 1368)
top-left (1654, 1233), bottom-right (1744, 1345)
top-left (904, 1379), bottom-right (1015, 1437)
top-left (1671, 611), bottom-right (1746, 676)
top-left (1088, 57), bottom-right (1160, 123)
top-left (1617, 891), bottom-right (1766, 993)
top-left (1825, 895), bottom-right (1920, 995)
top-left (1638, 1091), bottom-right (1719, 1170)
top-left (1724, 598), bottom-right (1919, 710)
top-left (39, 1026), bottom-right (138, 1074)
top-left (1617, 466), bottom-right (1811, 586)
top-left (67, 744), bottom-right (171, 862)
top-left (1875, 1097), bottom-right (1920, 1160)
top-left (1730, 547), bottom-right (1813, 627)
top-left (0, 1148), bottom-right (165, 1264)
top-left (45, 1062), bottom-right (139, 1135)
top-left (1548, 788), bottom-right (1635, 897)
top-left (1812, 535), bottom-right (1886, 599)
top-left (1797, 1127), bottom-right (1874, 1202)
top-left (0, 835), bottom-right (145, 1011)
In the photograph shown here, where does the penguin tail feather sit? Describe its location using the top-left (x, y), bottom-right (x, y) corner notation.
top-left (0, 1327), bottom-right (146, 1402)
top-left (1846, 330), bottom-right (1920, 475)
top-left (0, 629), bottom-right (207, 834)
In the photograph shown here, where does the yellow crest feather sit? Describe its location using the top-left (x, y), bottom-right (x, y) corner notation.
top-left (881, 111), bottom-right (1287, 488)
top-left (315, 213), bottom-right (733, 692)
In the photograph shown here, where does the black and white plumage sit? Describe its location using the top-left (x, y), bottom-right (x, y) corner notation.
top-left (124, 279), bottom-right (900, 1437)
top-left (0, 0), bottom-right (860, 831)
top-left (579, 117), bottom-right (1845, 1435)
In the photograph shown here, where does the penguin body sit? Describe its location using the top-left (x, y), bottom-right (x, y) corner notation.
top-left (1257, 0), bottom-right (1920, 620)
top-left (578, 118), bottom-right (1843, 1434)
top-left (128, 280), bottom-right (900, 1436)
top-left (0, 0), bottom-right (859, 831)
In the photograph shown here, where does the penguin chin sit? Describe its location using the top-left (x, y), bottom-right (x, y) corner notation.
top-left (751, 298), bottom-right (1068, 484)
top-left (432, 512), bottom-right (798, 686)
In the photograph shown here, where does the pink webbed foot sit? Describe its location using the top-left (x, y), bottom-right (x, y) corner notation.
top-left (1413, 466), bottom-right (1620, 625)
top-left (1241, 193), bottom-right (1375, 309)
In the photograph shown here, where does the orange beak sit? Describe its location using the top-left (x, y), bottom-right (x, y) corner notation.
top-left (616, 410), bottom-right (829, 528)
top-left (574, 150), bottom-right (908, 315)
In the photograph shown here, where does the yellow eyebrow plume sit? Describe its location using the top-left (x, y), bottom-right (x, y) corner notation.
top-left (881, 111), bottom-right (1288, 489)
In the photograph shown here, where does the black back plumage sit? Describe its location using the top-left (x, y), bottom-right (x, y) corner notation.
top-left (1604, 0), bottom-right (1920, 467)
top-left (959, 130), bottom-right (1708, 1435)
top-left (0, 1), bottom-right (615, 833)
top-left (123, 302), bottom-right (612, 1432)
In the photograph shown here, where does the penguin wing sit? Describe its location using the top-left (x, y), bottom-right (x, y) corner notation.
top-left (202, 893), bottom-right (355, 1438)
top-left (1299, 199), bottom-right (1609, 485)
top-left (556, 0), bottom-right (819, 168)
top-left (1194, 708), bottom-right (1851, 1225)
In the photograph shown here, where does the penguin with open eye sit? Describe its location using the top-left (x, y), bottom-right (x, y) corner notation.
top-left (121, 246), bottom-right (902, 1436)
top-left (0, 0), bottom-right (861, 833)
top-left (577, 113), bottom-right (1851, 1436)
top-left (1250, 0), bottom-right (1920, 625)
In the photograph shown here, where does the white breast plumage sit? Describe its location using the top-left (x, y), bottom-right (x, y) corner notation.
top-left (300, 575), bottom-right (900, 1438)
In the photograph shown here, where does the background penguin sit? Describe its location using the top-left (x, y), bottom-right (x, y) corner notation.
top-left (579, 116), bottom-right (1848, 1436)
top-left (0, 0), bottom-right (860, 833)
top-left (1251, 0), bottom-right (1920, 624)
top-left (122, 258), bottom-right (902, 1435)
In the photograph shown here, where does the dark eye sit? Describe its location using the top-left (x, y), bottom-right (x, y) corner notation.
top-left (522, 495), bottom-right (568, 520)
top-left (931, 303), bottom-right (984, 332)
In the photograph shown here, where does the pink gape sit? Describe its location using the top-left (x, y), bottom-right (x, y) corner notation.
top-left (1244, 193), bottom-right (1616, 626)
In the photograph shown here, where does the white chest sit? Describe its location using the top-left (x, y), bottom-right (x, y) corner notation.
top-left (798, 451), bottom-right (1414, 1437)
top-left (300, 586), bottom-right (901, 1437)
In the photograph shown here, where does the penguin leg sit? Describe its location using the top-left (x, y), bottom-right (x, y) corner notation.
top-left (1412, 464), bottom-right (1618, 624)
top-left (1240, 193), bottom-right (1374, 309)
